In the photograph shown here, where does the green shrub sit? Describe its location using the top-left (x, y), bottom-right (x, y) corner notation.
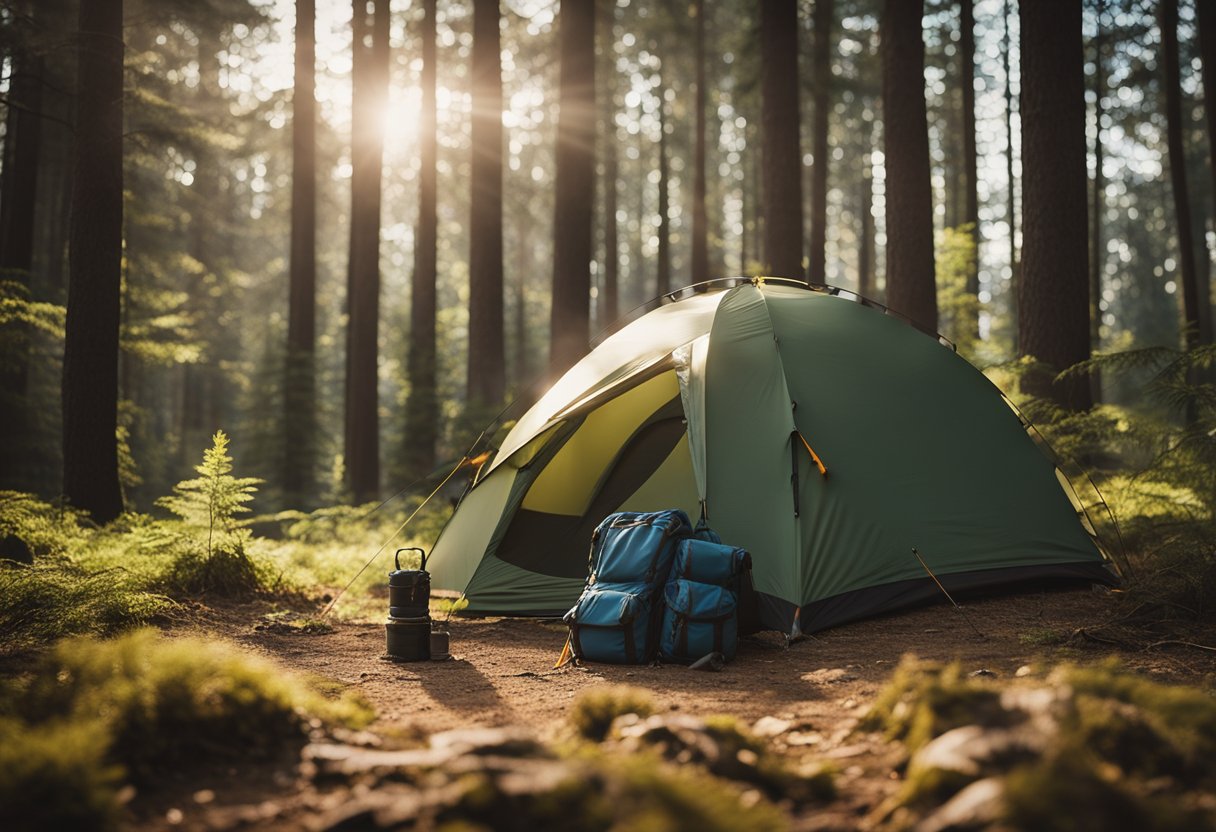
top-left (439, 750), bottom-right (788, 832)
top-left (569, 686), bottom-right (656, 741)
top-left (1059, 660), bottom-right (1216, 785)
top-left (0, 717), bottom-right (122, 832)
top-left (859, 657), bottom-right (1005, 752)
top-left (0, 491), bottom-right (89, 561)
top-left (13, 630), bottom-right (371, 781)
top-left (0, 559), bottom-right (175, 652)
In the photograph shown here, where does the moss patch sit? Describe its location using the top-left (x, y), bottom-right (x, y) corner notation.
top-left (568, 685), bottom-right (656, 741)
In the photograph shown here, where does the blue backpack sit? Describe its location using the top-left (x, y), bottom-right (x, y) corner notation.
top-left (659, 579), bottom-right (739, 661)
top-left (563, 510), bottom-right (692, 664)
top-left (659, 538), bottom-right (752, 663)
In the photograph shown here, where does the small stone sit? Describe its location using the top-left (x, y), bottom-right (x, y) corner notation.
top-left (824, 743), bottom-right (868, 759)
top-left (192, 789), bottom-right (215, 805)
top-left (752, 716), bottom-right (793, 737)
top-left (165, 808), bottom-right (183, 825)
top-left (917, 777), bottom-right (1005, 832)
top-left (785, 731), bottom-right (822, 747)
top-left (429, 727), bottom-right (543, 758)
top-left (1015, 664), bottom-right (1033, 677)
top-left (970, 669), bottom-right (997, 678)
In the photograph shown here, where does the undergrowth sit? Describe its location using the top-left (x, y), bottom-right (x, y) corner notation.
top-left (866, 656), bottom-right (1216, 830)
top-left (0, 430), bottom-right (455, 649)
top-left (0, 629), bottom-right (371, 831)
top-left (569, 685), bottom-right (657, 741)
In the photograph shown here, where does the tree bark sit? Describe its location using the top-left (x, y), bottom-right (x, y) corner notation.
top-left (404, 0), bottom-right (439, 477)
top-left (1197, 0), bottom-right (1216, 342)
top-left (344, 0), bottom-right (390, 502)
top-left (1017, 0), bottom-right (1091, 410)
top-left (62, 0), bottom-right (124, 522)
top-left (468, 0), bottom-right (505, 409)
top-left (657, 82), bottom-right (670, 296)
top-left (690, 0), bottom-right (709, 285)
top-left (599, 0), bottom-right (619, 325)
top-left (859, 117), bottom-right (875, 299)
top-left (1163, 0), bottom-right (1210, 352)
top-left (1090, 0), bottom-right (1105, 403)
top-left (960, 0), bottom-right (980, 339)
top-left (1003, 0), bottom-right (1018, 350)
top-left (0, 0), bottom-right (43, 490)
top-left (548, 0), bottom-right (595, 376)
top-left (808, 0), bottom-right (833, 285)
top-left (284, 0), bottom-right (317, 506)
top-left (881, 0), bottom-right (937, 330)
top-left (761, 0), bottom-right (803, 279)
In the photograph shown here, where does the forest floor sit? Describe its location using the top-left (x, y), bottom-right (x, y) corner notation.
top-left (117, 585), bottom-right (1216, 831)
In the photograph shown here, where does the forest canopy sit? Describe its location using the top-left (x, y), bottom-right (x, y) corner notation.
top-left (0, 0), bottom-right (1213, 518)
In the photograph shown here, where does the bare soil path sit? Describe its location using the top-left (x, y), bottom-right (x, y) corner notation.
top-left (132, 587), bottom-right (1212, 830)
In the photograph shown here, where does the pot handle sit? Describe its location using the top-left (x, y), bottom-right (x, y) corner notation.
top-left (395, 547), bottom-right (428, 572)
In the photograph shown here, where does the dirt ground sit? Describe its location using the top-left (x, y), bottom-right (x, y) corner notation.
top-left (125, 587), bottom-right (1214, 830)
top-left (233, 587), bottom-right (1214, 737)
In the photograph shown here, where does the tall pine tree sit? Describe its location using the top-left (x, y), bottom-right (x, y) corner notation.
top-left (1017, 0), bottom-right (1091, 410)
top-left (284, 0), bottom-right (317, 506)
top-left (468, 0), bottom-right (505, 409)
top-left (881, 0), bottom-right (936, 330)
top-left (549, 0), bottom-right (595, 376)
top-left (62, 0), bottom-right (125, 522)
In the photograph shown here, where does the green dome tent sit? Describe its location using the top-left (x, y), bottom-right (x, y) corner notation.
top-left (429, 279), bottom-right (1119, 635)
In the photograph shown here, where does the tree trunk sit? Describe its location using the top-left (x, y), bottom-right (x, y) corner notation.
top-left (656, 82), bottom-right (670, 296)
top-left (602, 140), bottom-right (620, 323)
top-left (599, 0), bottom-right (619, 325)
top-left (1090, 0), bottom-right (1105, 403)
top-left (284, 0), bottom-right (317, 506)
top-left (1003, 0), bottom-right (1018, 350)
top-left (548, 0), bottom-right (595, 377)
top-left (1017, 0), bottom-right (1091, 410)
top-left (690, 0), bottom-right (709, 285)
top-left (1163, 0), bottom-right (1210, 353)
top-left (859, 149), bottom-right (875, 298)
top-left (739, 150), bottom-right (748, 274)
top-left (404, 0), bottom-right (439, 477)
top-left (1197, 0), bottom-right (1216, 341)
top-left (0, 0), bottom-right (44, 491)
top-left (960, 0), bottom-right (980, 339)
top-left (345, 0), bottom-right (390, 502)
top-left (62, 0), bottom-right (124, 522)
top-left (0, 8), bottom-right (42, 281)
top-left (761, 0), bottom-right (803, 279)
top-left (468, 0), bottom-right (505, 409)
top-left (881, 0), bottom-right (937, 330)
top-left (808, 0), bottom-right (833, 285)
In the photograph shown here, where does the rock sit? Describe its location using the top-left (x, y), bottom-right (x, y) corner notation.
top-left (1015, 665), bottom-right (1033, 678)
top-left (429, 727), bottom-right (544, 758)
top-left (823, 744), bottom-right (868, 760)
top-left (915, 777), bottom-right (1005, 832)
top-left (303, 743), bottom-right (455, 782)
top-left (785, 731), bottom-right (823, 747)
top-left (969, 669), bottom-right (996, 678)
top-left (752, 716), bottom-right (793, 737)
top-left (910, 726), bottom-right (987, 778)
top-left (911, 723), bottom-right (1049, 783)
top-left (801, 668), bottom-right (858, 684)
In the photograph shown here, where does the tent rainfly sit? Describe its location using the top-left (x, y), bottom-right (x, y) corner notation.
top-left (429, 279), bottom-right (1119, 636)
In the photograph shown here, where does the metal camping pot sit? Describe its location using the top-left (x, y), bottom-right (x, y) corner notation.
top-left (388, 547), bottom-right (430, 620)
top-left (386, 617), bottom-right (431, 661)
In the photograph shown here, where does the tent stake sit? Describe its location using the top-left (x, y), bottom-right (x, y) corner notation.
top-left (911, 547), bottom-right (985, 639)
